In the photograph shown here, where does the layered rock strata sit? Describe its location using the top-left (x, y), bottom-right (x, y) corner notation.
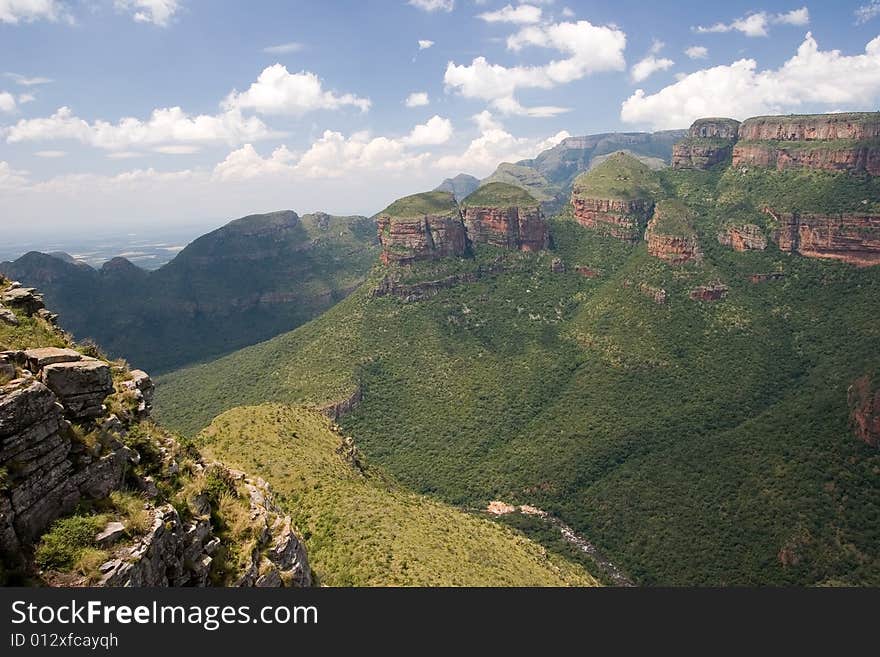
top-left (673, 118), bottom-right (741, 170)
top-left (766, 208), bottom-right (880, 267)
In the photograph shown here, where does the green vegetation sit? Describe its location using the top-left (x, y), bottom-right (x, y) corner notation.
top-left (651, 199), bottom-right (697, 237)
top-left (743, 112), bottom-right (880, 124)
top-left (572, 152), bottom-right (663, 201)
top-left (35, 514), bottom-right (107, 571)
top-left (158, 162), bottom-right (880, 586)
top-left (462, 182), bottom-right (538, 207)
top-left (480, 163), bottom-right (561, 203)
top-left (381, 191), bottom-right (459, 218)
top-left (0, 211), bottom-right (379, 373)
top-left (199, 404), bottom-right (598, 586)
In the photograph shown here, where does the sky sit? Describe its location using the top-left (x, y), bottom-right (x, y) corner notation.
top-left (1, 0), bottom-right (880, 240)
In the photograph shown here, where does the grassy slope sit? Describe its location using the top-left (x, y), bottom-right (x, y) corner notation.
top-left (198, 404), bottom-right (598, 587)
top-left (381, 191), bottom-right (459, 218)
top-left (572, 153), bottom-right (663, 201)
top-left (157, 167), bottom-right (880, 586)
top-left (462, 182), bottom-right (538, 207)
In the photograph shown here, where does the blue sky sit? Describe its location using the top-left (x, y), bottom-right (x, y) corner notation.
top-left (1, 0), bottom-right (880, 239)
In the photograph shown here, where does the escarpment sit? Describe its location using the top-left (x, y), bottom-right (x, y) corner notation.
top-left (718, 224), bottom-right (768, 251)
top-left (732, 113), bottom-right (880, 175)
top-left (377, 191), bottom-right (469, 264)
top-left (673, 118), bottom-right (741, 170)
top-left (646, 200), bottom-right (702, 265)
top-left (461, 183), bottom-right (550, 252)
top-left (570, 152), bottom-right (660, 242)
top-left (765, 208), bottom-right (880, 267)
top-left (0, 277), bottom-right (310, 587)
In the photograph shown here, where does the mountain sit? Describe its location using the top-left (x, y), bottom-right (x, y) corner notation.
top-left (156, 113), bottom-right (880, 586)
top-left (434, 173), bottom-right (480, 201)
top-left (1, 276), bottom-right (594, 588)
top-left (445, 130), bottom-right (687, 213)
top-left (1, 211), bottom-right (380, 373)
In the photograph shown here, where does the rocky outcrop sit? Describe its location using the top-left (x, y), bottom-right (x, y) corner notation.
top-left (550, 258), bottom-right (566, 274)
top-left (766, 208), bottom-right (880, 267)
top-left (673, 118), bottom-right (741, 170)
top-left (848, 375), bottom-right (879, 448)
top-left (373, 259), bottom-right (504, 303)
top-left (377, 192), bottom-right (469, 265)
top-left (571, 198), bottom-right (654, 242)
top-left (732, 142), bottom-right (880, 175)
top-left (121, 370), bottom-right (154, 419)
top-left (319, 386), bottom-right (363, 421)
top-left (1, 285), bottom-right (46, 317)
top-left (718, 224), bottom-right (768, 251)
top-left (689, 284), bottom-right (729, 302)
top-left (732, 113), bottom-right (880, 175)
top-left (462, 205), bottom-right (549, 252)
top-left (738, 114), bottom-right (880, 142)
top-left (645, 201), bottom-right (702, 265)
top-left (638, 283), bottom-right (667, 304)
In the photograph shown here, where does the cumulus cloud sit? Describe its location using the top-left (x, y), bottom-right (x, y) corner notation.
top-left (630, 40), bottom-right (673, 82)
top-left (694, 7), bottom-right (809, 37)
top-left (478, 3), bottom-right (542, 24)
top-left (0, 161), bottom-right (28, 189)
top-left (856, 1), bottom-right (880, 24)
top-left (445, 19), bottom-right (626, 116)
top-left (224, 64), bottom-right (370, 116)
top-left (0, 91), bottom-right (16, 113)
top-left (418, 39), bottom-right (435, 50)
top-left (4, 105), bottom-right (275, 151)
top-left (263, 42), bottom-right (304, 54)
top-left (621, 33), bottom-right (880, 130)
top-left (435, 110), bottom-right (569, 175)
top-left (215, 116), bottom-right (452, 182)
top-left (0, 0), bottom-right (66, 24)
top-left (685, 46), bottom-right (709, 60)
top-left (408, 0), bottom-right (453, 12)
top-left (34, 150), bottom-right (66, 158)
top-left (114, 0), bottom-right (181, 27)
top-left (405, 91), bottom-right (430, 107)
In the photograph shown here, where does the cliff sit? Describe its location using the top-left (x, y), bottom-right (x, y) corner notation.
top-left (717, 224), bottom-right (768, 251)
top-left (0, 276), bottom-right (310, 587)
top-left (765, 208), bottom-right (880, 267)
top-left (849, 375), bottom-right (879, 448)
top-left (377, 191), bottom-right (468, 264)
top-left (673, 118), bottom-right (741, 170)
top-left (461, 183), bottom-right (549, 252)
top-left (570, 153), bottom-right (661, 242)
top-left (646, 200), bottom-right (702, 265)
top-left (732, 113), bottom-right (880, 175)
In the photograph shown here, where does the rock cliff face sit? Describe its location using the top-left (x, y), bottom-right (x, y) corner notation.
top-left (461, 183), bottom-right (550, 252)
top-left (689, 284), bottom-right (729, 302)
top-left (571, 198), bottom-right (654, 242)
top-left (849, 375), bottom-right (879, 448)
top-left (717, 224), bottom-right (768, 251)
top-left (732, 113), bottom-right (880, 175)
top-left (673, 118), bottom-right (741, 170)
top-left (766, 208), bottom-right (880, 267)
top-left (645, 200), bottom-right (702, 265)
top-left (377, 192), bottom-right (468, 265)
top-left (0, 280), bottom-right (310, 587)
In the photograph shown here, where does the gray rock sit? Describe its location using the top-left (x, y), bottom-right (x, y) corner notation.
top-left (41, 360), bottom-right (113, 420)
top-left (24, 347), bottom-right (83, 371)
top-left (95, 521), bottom-right (126, 545)
top-left (0, 306), bottom-right (18, 327)
top-left (1, 288), bottom-right (45, 316)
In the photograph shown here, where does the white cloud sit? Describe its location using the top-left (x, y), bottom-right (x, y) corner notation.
top-left (856, 1), bottom-right (880, 24)
top-left (0, 0), bottom-right (65, 24)
top-left (631, 55), bottom-right (674, 83)
top-left (114, 0), bottom-right (181, 27)
top-left (561, 7), bottom-right (574, 18)
top-left (621, 33), bottom-right (880, 130)
top-left (478, 3), bottom-right (542, 24)
top-left (435, 110), bottom-right (569, 174)
top-left (153, 144), bottom-right (201, 154)
top-left (405, 91), bottom-right (430, 107)
top-left (0, 91), bottom-right (16, 113)
top-left (685, 46), bottom-right (709, 60)
top-left (445, 19), bottom-right (626, 116)
top-left (418, 39), bottom-right (435, 50)
top-left (18, 92), bottom-right (35, 103)
top-left (224, 64), bottom-right (370, 116)
top-left (0, 161), bottom-right (28, 189)
top-left (263, 42), bottom-right (304, 54)
top-left (106, 151), bottom-right (144, 159)
top-left (34, 150), bottom-right (66, 158)
top-left (402, 115), bottom-right (453, 146)
top-left (694, 7), bottom-right (809, 37)
top-left (4, 73), bottom-right (52, 86)
top-left (408, 0), bottom-right (454, 12)
top-left (5, 105), bottom-right (275, 150)
top-left (213, 144), bottom-right (297, 181)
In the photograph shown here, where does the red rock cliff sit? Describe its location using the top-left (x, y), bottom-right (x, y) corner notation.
top-left (765, 208), bottom-right (880, 267)
top-left (571, 197), bottom-right (653, 242)
top-left (463, 205), bottom-right (549, 252)
top-left (673, 118), bottom-right (741, 170)
top-left (732, 142), bottom-right (880, 175)
top-left (738, 114), bottom-right (880, 142)
top-left (378, 213), bottom-right (468, 265)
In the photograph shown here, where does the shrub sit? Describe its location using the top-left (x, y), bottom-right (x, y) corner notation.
top-left (35, 515), bottom-right (107, 571)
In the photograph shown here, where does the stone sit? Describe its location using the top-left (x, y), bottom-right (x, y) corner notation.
top-left (24, 347), bottom-right (83, 371)
top-left (378, 213), bottom-right (468, 265)
top-left (122, 370), bottom-right (154, 418)
top-left (1, 288), bottom-right (45, 316)
top-left (95, 521), bottom-right (126, 546)
top-left (41, 360), bottom-right (113, 420)
top-left (672, 118), bottom-right (741, 171)
top-left (462, 205), bottom-right (549, 252)
top-left (0, 306), bottom-right (18, 327)
top-left (570, 197), bottom-right (653, 242)
top-left (766, 208), bottom-right (880, 267)
top-left (645, 203), bottom-right (702, 265)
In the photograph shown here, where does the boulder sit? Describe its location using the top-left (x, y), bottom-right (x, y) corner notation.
top-left (1, 288), bottom-right (45, 316)
top-left (0, 305), bottom-right (18, 327)
top-left (41, 360), bottom-right (114, 420)
top-left (95, 521), bottom-right (126, 546)
top-left (24, 347), bottom-right (83, 371)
